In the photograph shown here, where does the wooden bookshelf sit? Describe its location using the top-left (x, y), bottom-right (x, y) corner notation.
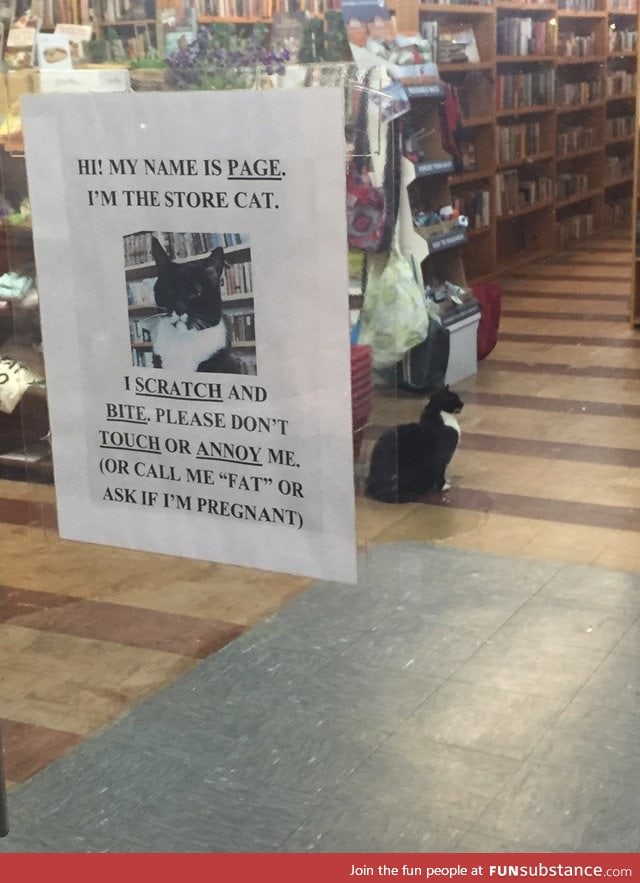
top-left (394, 0), bottom-right (639, 280)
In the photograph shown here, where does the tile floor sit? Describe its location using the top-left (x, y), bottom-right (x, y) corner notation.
top-left (2, 543), bottom-right (640, 852)
top-left (0, 231), bottom-right (639, 851)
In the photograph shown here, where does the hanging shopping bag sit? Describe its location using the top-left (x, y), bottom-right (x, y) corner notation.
top-left (358, 242), bottom-right (430, 369)
top-left (346, 160), bottom-right (387, 253)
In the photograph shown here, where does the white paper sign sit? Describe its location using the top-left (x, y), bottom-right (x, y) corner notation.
top-left (21, 89), bottom-right (357, 583)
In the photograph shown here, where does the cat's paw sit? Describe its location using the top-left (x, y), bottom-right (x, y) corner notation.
top-left (441, 480), bottom-right (452, 492)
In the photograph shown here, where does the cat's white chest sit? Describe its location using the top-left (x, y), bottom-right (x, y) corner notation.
top-left (441, 411), bottom-right (461, 436)
top-left (153, 316), bottom-right (226, 372)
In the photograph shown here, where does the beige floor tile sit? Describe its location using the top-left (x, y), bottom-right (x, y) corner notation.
top-left (507, 263), bottom-right (630, 279)
top-left (462, 369), bottom-right (640, 407)
top-left (373, 502), bottom-right (489, 545)
top-left (430, 512), bottom-right (545, 556)
top-left (0, 479), bottom-right (55, 503)
top-left (520, 523), bottom-right (614, 565)
top-left (493, 340), bottom-right (640, 370)
top-left (354, 496), bottom-right (424, 546)
top-left (461, 404), bottom-right (640, 450)
top-left (0, 626), bottom-right (196, 735)
top-left (500, 316), bottom-right (633, 338)
top-left (498, 277), bottom-right (630, 294)
top-left (591, 532), bottom-right (640, 571)
top-left (103, 573), bottom-right (310, 626)
top-left (454, 449), bottom-right (640, 510)
top-left (499, 297), bottom-right (628, 315)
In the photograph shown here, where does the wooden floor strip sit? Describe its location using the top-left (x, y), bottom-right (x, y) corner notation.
top-left (365, 426), bottom-right (640, 468)
top-left (0, 585), bottom-right (78, 621)
top-left (499, 332), bottom-right (640, 348)
top-left (501, 310), bottom-right (627, 322)
top-left (509, 271), bottom-right (630, 282)
top-left (460, 431), bottom-right (640, 468)
top-left (482, 359), bottom-right (640, 381)
top-left (7, 595), bottom-right (246, 658)
top-left (0, 718), bottom-right (83, 783)
top-left (460, 390), bottom-right (640, 419)
top-left (0, 498), bottom-right (56, 528)
top-left (491, 291), bottom-right (628, 303)
top-left (425, 487), bottom-right (640, 533)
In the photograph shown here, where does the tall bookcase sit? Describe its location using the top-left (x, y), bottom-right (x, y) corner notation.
top-left (92, 0), bottom-right (170, 59)
top-left (394, 0), bottom-right (638, 280)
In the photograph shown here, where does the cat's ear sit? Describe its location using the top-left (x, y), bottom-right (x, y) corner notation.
top-left (151, 236), bottom-right (172, 270)
top-left (207, 247), bottom-right (226, 278)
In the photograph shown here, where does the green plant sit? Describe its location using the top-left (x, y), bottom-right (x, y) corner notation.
top-left (166, 23), bottom-right (290, 91)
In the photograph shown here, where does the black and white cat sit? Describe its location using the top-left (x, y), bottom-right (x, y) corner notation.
top-left (149, 236), bottom-right (241, 374)
top-left (365, 386), bottom-right (464, 503)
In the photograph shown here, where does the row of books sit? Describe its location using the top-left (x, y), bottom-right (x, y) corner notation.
top-left (606, 114), bottom-right (634, 139)
top-left (193, 0), bottom-right (338, 15)
top-left (223, 261), bottom-right (253, 299)
top-left (497, 121), bottom-right (542, 163)
top-left (422, 0), bottom-right (491, 5)
top-left (558, 0), bottom-right (598, 9)
top-left (556, 172), bottom-right (590, 200)
top-left (194, 0), bottom-right (271, 16)
top-left (609, 29), bottom-right (637, 53)
top-left (124, 231), bottom-right (249, 267)
top-left (556, 78), bottom-right (602, 106)
top-left (606, 69), bottom-right (636, 96)
top-left (451, 189), bottom-right (490, 229)
top-left (225, 308), bottom-right (255, 344)
top-left (607, 197), bottom-right (631, 226)
top-left (556, 212), bottom-right (594, 245)
top-left (35, 0), bottom-right (91, 29)
top-left (558, 33), bottom-right (597, 58)
top-left (496, 18), bottom-right (556, 57)
top-left (496, 71), bottom-right (554, 110)
top-left (608, 0), bottom-right (637, 9)
top-left (495, 170), bottom-right (553, 216)
top-left (132, 349), bottom-right (154, 368)
top-left (557, 124), bottom-right (596, 155)
top-left (94, 0), bottom-right (155, 22)
top-left (605, 152), bottom-right (633, 178)
top-left (129, 317), bottom-right (152, 343)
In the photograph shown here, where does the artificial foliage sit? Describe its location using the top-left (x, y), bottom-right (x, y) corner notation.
top-left (166, 23), bottom-right (290, 90)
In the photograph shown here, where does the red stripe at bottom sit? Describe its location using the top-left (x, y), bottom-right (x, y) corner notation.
top-left (0, 854), bottom-right (638, 879)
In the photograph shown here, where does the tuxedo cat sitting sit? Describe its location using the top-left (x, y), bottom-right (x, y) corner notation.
top-left (366, 386), bottom-right (464, 503)
top-left (150, 236), bottom-right (242, 374)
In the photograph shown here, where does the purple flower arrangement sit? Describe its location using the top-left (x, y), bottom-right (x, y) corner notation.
top-left (166, 23), bottom-right (291, 90)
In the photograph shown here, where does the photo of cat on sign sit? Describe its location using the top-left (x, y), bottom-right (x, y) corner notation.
top-left (124, 230), bottom-right (257, 376)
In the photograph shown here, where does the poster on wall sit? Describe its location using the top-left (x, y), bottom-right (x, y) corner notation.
top-left (21, 88), bottom-right (357, 583)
